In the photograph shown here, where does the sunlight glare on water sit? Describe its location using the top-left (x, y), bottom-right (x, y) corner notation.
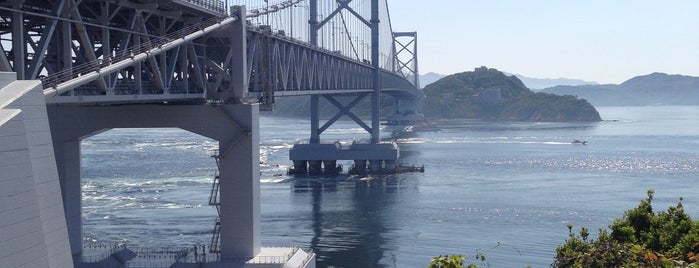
top-left (81, 106), bottom-right (699, 267)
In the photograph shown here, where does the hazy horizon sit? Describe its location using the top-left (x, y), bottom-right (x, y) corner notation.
top-left (389, 1), bottom-right (699, 84)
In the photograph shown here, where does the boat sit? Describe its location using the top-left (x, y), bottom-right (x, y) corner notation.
top-left (571, 139), bottom-right (588, 145)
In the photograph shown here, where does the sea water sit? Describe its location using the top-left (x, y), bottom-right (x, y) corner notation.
top-left (81, 106), bottom-right (699, 267)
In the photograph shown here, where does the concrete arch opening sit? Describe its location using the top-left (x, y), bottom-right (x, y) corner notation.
top-left (47, 103), bottom-right (261, 260)
top-left (80, 127), bottom-right (218, 248)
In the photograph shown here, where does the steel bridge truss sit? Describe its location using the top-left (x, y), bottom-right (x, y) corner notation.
top-left (1, 0), bottom-right (415, 108)
top-left (246, 28), bottom-right (415, 98)
top-left (392, 31), bottom-right (419, 89)
top-left (246, 28), bottom-right (373, 106)
top-left (0, 0), bottom-right (239, 104)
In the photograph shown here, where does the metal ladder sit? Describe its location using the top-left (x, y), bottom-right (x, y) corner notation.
top-left (209, 174), bottom-right (221, 213)
top-left (208, 153), bottom-right (221, 253)
top-left (209, 218), bottom-right (221, 254)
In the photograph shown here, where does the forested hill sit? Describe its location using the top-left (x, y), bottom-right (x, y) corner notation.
top-left (423, 67), bottom-right (601, 122)
top-left (541, 73), bottom-right (699, 106)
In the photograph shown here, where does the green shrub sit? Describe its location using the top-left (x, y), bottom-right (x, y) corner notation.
top-left (554, 190), bottom-right (699, 267)
top-left (428, 254), bottom-right (487, 268)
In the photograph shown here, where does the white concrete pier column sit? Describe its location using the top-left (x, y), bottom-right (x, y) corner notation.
top-left (55, 140), bottom-right (82, 256)
top-left (217, 104), bottom-right (260, 259)
top-left (2, 78), bottom-right (74, 267)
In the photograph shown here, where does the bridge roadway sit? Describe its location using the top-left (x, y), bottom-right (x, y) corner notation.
top-left (0, 0), bottom-right (422, 266)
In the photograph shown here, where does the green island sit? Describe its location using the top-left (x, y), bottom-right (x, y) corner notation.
top-left (429, 190), bottom-right (699, 267)
top-left (271, 67), bottom-right (601, 122)
top-left (423, 67), bottom-right (601, 122)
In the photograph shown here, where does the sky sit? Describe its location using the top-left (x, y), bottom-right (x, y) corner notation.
top-left (387, 1), bottom-right (699, 84)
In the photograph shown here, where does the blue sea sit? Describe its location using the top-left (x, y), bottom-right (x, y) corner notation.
top-left (81, 106), bottom-right (699, 267)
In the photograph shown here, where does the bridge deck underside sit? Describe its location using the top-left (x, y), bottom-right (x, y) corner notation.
top-left (1, 0), bottom-right (419, 106)
top-left (0, 0), bottom-right (231, 102)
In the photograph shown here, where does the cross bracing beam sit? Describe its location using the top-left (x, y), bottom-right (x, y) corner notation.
top-left (42, 15), bottom-right (239, 98)
top-left (245, 27), bottom-right (419, 100)
top-left (2, 0), bottom-right (419, 106)
top-left (392, 31), bottom-right (419, 88)
top-left (321, 93), bottom-right (371, 134)
top-left (247, 28), bottom-right (373, 95)
top-left (40, 22), bottom-right (416, 104)
top-left (0, 0), bottom-right (236, 102)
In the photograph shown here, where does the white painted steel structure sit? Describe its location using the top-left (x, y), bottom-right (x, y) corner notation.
top-left (0, 0), bottom-right (419, 266)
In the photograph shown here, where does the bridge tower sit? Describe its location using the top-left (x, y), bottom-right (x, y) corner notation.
top-left (387, 32), bottom-right (425, 125)
top-left (289, 0), bottom-right (403, 175)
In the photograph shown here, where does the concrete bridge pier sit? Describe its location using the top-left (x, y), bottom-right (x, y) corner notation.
top-left (1, 76), bottom-right (74, 267)
top-left (369, 160), bottom-right (383, 173)
top-left (53, 140), bottom-right (82, 256)
top-left (47, 103), bottom-right (261, 260)
top-left (215, 105), bottom-right (261, 260)
top-left (289, 142), bottom-right (399, 175)
top-left (353, 160), bottom-right (367, 174)
top-left (308, 160), bottom-right (323, 176)
top-left (291, 160), bottom-right (308, 174)
top-left (385, 97), bottom-right (425, 126)
top-left (384, 160), bottom-right (397, 171)
top-left (322, 160), bottom-right (340, 175)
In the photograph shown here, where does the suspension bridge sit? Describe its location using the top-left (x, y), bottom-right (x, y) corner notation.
top-left (0, 0), bottom-right (421, 267)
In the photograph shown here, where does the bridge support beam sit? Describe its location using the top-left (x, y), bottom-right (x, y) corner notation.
top-left (309, 0), bottom-right (320, 144)
top-left (370, 0), bottom-right (380, 144)
top-left (229, 5), bottom-right (249, 102)
top-left (310, 95), bottom-right (320, 143)
top-left (47, 103), bottom-right (260, 259)
top-left (215, 104), bottom-right (260, 260)
top-left (54, 140), bottom-right (82, 256)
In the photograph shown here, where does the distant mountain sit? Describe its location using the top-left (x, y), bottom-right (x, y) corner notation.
top-left (510, 74), bottom-right (598, 90)
top-left (423, 67), bottom-right (600, 122)
top-left (419, 72), bottom-right (595, 90)
top-left (419, 72), bottom-right (445, 88)
top-left (541, 73), bottom-right (699, 106)
top-left (268, 69), bottom-right (609, 119)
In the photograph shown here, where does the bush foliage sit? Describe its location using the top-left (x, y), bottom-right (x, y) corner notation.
top-left (554, 190), bottom-right (699, 267)
top-left (428, 253), bottom-right (489, 268)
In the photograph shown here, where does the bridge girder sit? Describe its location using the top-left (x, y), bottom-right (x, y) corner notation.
top-left (1, 0), bottom-right (419, 107)
top-left (0, 0), bottom-right (232, 102)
